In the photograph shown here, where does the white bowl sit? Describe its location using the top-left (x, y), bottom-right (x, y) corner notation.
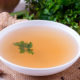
top-left (0, 20), bottom-right (80, 76)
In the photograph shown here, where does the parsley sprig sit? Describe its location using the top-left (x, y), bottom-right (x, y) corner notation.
top-left (11, 0), bottom-right (80, 34)
top-left (14, 41), bottom-right (34, 55)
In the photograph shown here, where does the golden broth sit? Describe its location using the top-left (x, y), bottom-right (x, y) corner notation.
top-left (0, 26), bottom-right (78, 68)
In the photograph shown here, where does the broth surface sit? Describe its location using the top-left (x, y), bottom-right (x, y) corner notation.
top-left (0, 26), bottom-right (78, 68)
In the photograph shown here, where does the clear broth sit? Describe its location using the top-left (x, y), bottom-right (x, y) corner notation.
top-left (0, 26), bottom-right (78, 68)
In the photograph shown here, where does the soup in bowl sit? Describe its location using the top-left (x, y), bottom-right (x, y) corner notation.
top-left (0, 20), bottom-right (80, 76)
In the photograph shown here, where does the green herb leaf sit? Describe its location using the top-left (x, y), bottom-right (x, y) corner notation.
top-left (14, 41), bottom-right (34, 55)
top-left (19, 47), bottom-right (25, 53)
top-left (27, 42), bottom-right (32, 48)
top-left (27, 48), bottom-right (34, 55)
top-left (14, 42), bottom-right (21, 46)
